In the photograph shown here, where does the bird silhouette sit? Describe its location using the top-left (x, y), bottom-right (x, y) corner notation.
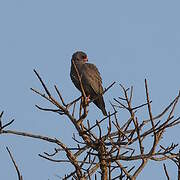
top-left (70, 51), bottom-right (107, 116)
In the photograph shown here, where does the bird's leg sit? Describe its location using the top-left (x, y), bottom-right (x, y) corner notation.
top-left (86, 95), bottom-right (91, 104)
top-left (81, 95), bottom-right (90, 107)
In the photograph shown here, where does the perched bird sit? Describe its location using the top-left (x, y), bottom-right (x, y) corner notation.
top-left (70, 51), bottom-right (107, 116)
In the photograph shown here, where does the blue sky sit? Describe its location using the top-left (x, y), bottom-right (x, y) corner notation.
top-left (0, 0), bottom-right (180, 179)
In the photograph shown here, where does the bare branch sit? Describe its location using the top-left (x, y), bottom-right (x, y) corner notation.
top-left (33, 69), bottom-right (51, 97)
top-left (6, 147), bottom-right (23, 180)
top-left (163, 163), bottom-right (170, 180)
top-left (1, 70), bottom-right (180, 179)
top-left (145, 79), bottom-right (157, 153)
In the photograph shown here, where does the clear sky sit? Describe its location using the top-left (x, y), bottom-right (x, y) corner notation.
top-left (0, 0), bottom-right (180, 179)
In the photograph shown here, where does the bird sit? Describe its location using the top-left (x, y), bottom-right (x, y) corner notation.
top-left (70, 51), bottom-right (107, 116)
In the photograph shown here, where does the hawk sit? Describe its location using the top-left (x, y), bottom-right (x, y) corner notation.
top-left (70, 51), bottom-right (107, 116)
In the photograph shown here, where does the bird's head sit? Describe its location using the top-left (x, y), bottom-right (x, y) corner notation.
top-left (72, 51), bottom-right (88, 64)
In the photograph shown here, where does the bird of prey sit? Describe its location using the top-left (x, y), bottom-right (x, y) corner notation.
top-left (70, 51), bottom-right (107, 116)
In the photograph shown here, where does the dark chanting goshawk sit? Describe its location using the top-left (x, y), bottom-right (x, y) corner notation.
top-left (70, 51), bottom-right (107, 116)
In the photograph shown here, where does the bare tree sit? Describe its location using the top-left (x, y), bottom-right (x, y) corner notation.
top-left (0, 69), bottom-right (179, 179)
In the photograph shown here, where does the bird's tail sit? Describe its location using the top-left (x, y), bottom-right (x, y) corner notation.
top-left (94, 97), bottom-right (107, 116)
top-left (101, 107), bottom-right (108, 116)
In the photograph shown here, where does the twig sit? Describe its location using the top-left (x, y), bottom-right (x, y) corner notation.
top-left (72, 60), bottom-right (86, 98)
top-left (1, 119), bottom-right (15, 130)
top-left (54, 85), bottom-right (66, 106)
top-left (163, 163), bottom-right (170, 180)
top-left (33, 69), bottom-right (51, 97)
top-left (6, 147), bottom-right (23, 180)
top-left (145, 79), bottom-right (157, 153)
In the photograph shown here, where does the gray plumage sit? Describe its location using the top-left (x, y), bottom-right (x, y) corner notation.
top-left (70, 51), bottom-right (107, 116)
